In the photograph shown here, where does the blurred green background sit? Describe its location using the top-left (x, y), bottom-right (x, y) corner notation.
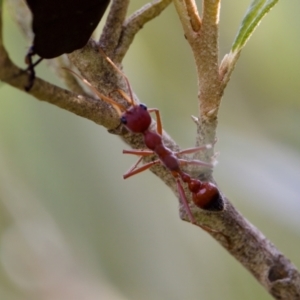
top-left (1, 0), bottom-right (300, 299)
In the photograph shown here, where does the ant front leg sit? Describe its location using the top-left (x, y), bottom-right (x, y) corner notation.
top-left (148, 108), bottom-right (163, 135)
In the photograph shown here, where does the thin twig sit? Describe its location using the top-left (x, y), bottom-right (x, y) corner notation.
top-left (174, 0), bottom-right (222, 149)
top-left (99, 0), bottom-right (130, 56)
top-left (183, 0), bottom-right (201, 31)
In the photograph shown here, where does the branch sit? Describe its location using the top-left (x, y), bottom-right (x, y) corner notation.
top-left (99, 0), bottom-right (130, 54)
top-left (174, 0), bottom-right (222, 150)
top-left (174, 0), bottom-right (300, 298)
top-left (2, 0), bottom-right (300, 299)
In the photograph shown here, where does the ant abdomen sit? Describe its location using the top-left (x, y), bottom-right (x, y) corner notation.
top-left (192, 182), bottom-right (224, 211)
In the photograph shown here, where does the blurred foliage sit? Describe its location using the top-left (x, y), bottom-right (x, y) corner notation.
top-left (0, 0), bottom-right (300, 299)
top-left (231, 0), bottom-right (279, 52)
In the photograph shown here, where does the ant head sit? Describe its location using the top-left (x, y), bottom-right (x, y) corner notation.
top-left (121, 103), bottom-right (152, 133)
top-left (65, 51), bottom-right (151, 132)
top-left (97, 49), bottom-right (153, 132)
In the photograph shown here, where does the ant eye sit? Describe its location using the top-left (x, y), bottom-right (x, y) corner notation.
top-left (121, 116), bottom-right (127, 124)
top-left (140, 104), bottom-right (147, 110)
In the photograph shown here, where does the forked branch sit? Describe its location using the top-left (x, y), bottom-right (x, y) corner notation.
top-left (173, 0), bottom-right (300, 298)
top-left (1, 1), bottom-right (300, 299)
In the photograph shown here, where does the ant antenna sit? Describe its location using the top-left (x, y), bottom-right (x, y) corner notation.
top-left (98, 48), bottom-right (135, 107)
top-left (64, 68), bottom-right (126, 116)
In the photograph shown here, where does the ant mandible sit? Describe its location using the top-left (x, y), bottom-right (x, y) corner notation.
top-left (71, 49), bottom-right (224, 224)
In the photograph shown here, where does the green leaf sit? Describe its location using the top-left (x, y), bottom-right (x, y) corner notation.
top-left (231, 0), bottom-right (279, 53)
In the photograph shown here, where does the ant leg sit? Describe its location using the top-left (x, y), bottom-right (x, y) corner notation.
top-left (178, 138), bottom-right (218, 156)
top-left (177, 144), bottom-right (217, 168)
top-left (123, 149), bottom-right (154, 175)
top-left (64, 68), bottom-right (125, 115)
top-left (123, 149), bottom-right (154, 156)
top-left (117, 89), bottom-right (136, 106)
top-left (123, 149), bottom-right (155, 178)
top-left (176, 179), bottom-right (196, 224)
top-left (176, 145), bottom-right (212, 156)
top-left (148, 108), bottom-right (162, 135)
top-left (99, 48), bottom-right (134, 105)
top-left (123, 159), bottom-right (160, 179)
top-left (178, 159), bottom-right (215, 168)
top-left (124, 156), bottom-right (144, 176)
